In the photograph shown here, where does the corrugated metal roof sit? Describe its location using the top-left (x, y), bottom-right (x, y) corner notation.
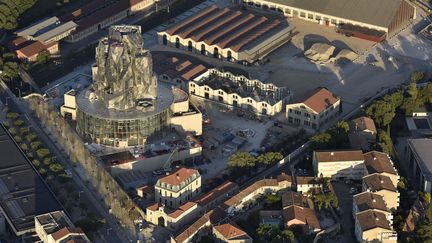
top-left (263, 0), bottom-right (403, 28)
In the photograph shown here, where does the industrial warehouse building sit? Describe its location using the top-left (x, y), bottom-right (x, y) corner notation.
top-left (240, 0), bottom-right (416, 41)
top-left (157, 5), bottom-right (295, 64)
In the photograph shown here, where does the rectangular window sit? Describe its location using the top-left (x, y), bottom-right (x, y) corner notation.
top-left (289, 109), bottom-right (293, 113)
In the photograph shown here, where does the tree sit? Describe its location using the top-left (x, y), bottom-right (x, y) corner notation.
top-left (31, 159), bottom-right (40, 167)
top-left (411, 71), bottom-right (424, 83)
top-left (6, 112), bottom-right (19, 119)
top-left (402, 83), bottom-right (420, 116)
top-left (257, 224), bottom-right (279, 241)
top-left (228, 152), bottom-right (256, 168)
top-left (36, 51), bottom-right (50, 64)
top-left (310, 132), bottom-right (332, 150)
top-left (415, 221), bottom-right (432, 242)
top-left (279, 229), bottom-right (295, 243)
top-left (36, 148), bottom-right (50, 158)
top-left (257, 152), bottom-right (283, 165)
top-left (49, 163), bottom-right (64, 173)
top-left (378, 130), bottom-right (394, 157)
top-left (2, 62), bottom-right (19, 80)
top-left (266, 194), bottom-right (281, 205)
top-left (26, 132), bottom-right (37, 142)
top-left (397, 177), bottom-right (409, 192)
top-left (43, 157), bottom-right (52, 166)
top-left (366, 100), bottom-right (396, 128)
top-left (30, 141), bottom-right (42, 150)
top-left (13, 119), bottom-right (24, 127)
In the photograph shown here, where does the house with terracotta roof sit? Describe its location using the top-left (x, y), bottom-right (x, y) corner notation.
top-left (194, 181), bottom-right (239, 212)
top-left (283, 205), bottom-right (321, 233)
top-left (362, 174), bottom-right (399, 210)
top-left (15, 40), bottom-right (58, 62)
top-left (363, 151), bottom-right (399, 187)
top-left (313, 150), bottom-right (365, 180)
top-left (136, 184), bottom-right (155, 199)
top-left (213, 222), bottom-right (252, 243)
top-left (146, 202), bottom-right (200, 230)
top-left (34, 211), bottom-right (90, 243)
top-left (286, 87), bottom-right (341, 130)
top-left (352, 192), bottom-right (393, 224)
top-left (189, 69), bottom-right (291, 116)
top-left (354, 210), bottom-right (397, 243)
top-left (348, 116), bottom-right (377, 151)
top-left (155, 167), bottom-right (201, 208)
top-left (158, 5), bottom-right (294, 65)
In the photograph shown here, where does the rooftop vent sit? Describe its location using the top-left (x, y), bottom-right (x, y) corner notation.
top-left (330, 152), bottom-right (334, 156)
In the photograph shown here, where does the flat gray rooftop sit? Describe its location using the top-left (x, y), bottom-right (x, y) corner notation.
top-left (0, 125), bottom-right (62, 235)
top-left (76, 82), bottom-right (174, 120)
top-left (409, 138), bottom-right (432, 180)
top-left (16, 16), bottom-right (77, 43)
top-left (263, 0), bottom-right (403, 28)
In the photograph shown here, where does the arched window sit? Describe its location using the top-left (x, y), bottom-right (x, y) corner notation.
top-left (188, 41), bottom-right (193, 51)
top-left (162, 35), bottom-right (167, 45)
top-left (201, 44), bottom-right (206, 55)
top-left (175, 37), bottom-right (180, 48)
top-left (213, 47), bottom-right (219, 58)
top-left (227, 51), bottom-right (232, 62)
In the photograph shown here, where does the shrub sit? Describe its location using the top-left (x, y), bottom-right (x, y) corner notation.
top-left (8, 127), bottom-right (16, 135)
top-left (20, 143), bottom-right (28, 151)
top-left (19, 127), bottom-right (29, 134)
top-left (38, 168), bottom-right (47, 176)
top-left (13, 136), bottom-right (22, 143)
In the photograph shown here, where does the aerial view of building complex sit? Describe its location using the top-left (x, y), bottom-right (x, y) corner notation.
top-left (0, 0), bottom-right (432, 242)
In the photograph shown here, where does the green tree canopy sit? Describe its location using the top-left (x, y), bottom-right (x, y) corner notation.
top-left (228, 152), bottom-right (256, 168)
top-left (257, 152), bottom-right (283, 165)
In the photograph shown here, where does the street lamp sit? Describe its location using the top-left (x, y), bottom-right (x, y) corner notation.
top-left (78, 190), bottom-right (84, 201)
top-left (107, 227), bottom-right (112, 236)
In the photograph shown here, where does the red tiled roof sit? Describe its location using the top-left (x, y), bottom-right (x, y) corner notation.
top-left (158, 167), bottom-right (199, 186)
top-left (291, 87), bottom-right (340, 113)
top-left (363, 151), bottom-right (397, 175)
top-left (296, 176), bottom-right (322, 185)
top-left (51, 227), bottom-right (84, 241)
top-left (17, 41), bottom-right (57, 57)
top-left (356, 210), bottom-right (392, 231)
top-left (213, 222), bottom-right (249, 240)
top-left (283, 205), bottom-right (320, 230)
top-left (137, 185), bottom-right (154, 194)
top-left (363, 174), bottom-right (396, 192)
top-left (163, 5), bottom-right (288, 52)
top-left (194, 181), bottom-right (238, 207)
top-left (224, 179), bottom-right (278, 207)
top-left (9, 37), bottom-right (29, 50)
top-left (168, 202), bottom-right (197, 218)
top-left (315, 150), bottom-right (364, 162)
top-left (349, 116), bottom-right (377, 133)
top-left (147, 203), bottom-right (159, 211)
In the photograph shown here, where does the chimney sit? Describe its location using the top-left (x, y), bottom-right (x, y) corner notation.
top-left (176, 173), bottom-right (180, 180)
top-left (380, 180), bottom-right (384, 184)
top-left (376, 217), bottom-right (379, 221)
top-left (330, 152), bottom-right (334, 156)
top-left (373, 156), bottom-right (377, 160)
top-left (372, 199), bottom-right (376, 203)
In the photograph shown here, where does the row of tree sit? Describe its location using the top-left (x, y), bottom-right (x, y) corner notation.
top-left (28, 97), bottom-right (142, 238)
top-left (228, 151), bottom-right (283, 168)
top-left (0, 0), bottom-right (36, 30)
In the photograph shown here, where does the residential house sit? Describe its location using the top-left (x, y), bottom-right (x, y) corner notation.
top-left (295, 176), bottom-right (323, 194)
top-left (363, 151), bottom-right (399, 187)
top-left (286, 87), bottom-right (341, 130)
top-left (155, 167), bottom-right (201, 208)
top-left (213, 223), bottom-right (253, 243)
top-left (313, 150), bottom-right (365, 180)
top-left (354, 210), bottom-right (397, 243)
top-left (362, 174), bottom-right (399, 210)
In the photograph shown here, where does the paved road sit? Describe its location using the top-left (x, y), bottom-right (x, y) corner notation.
top-left (0, 81), bottom-right (130, 243)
